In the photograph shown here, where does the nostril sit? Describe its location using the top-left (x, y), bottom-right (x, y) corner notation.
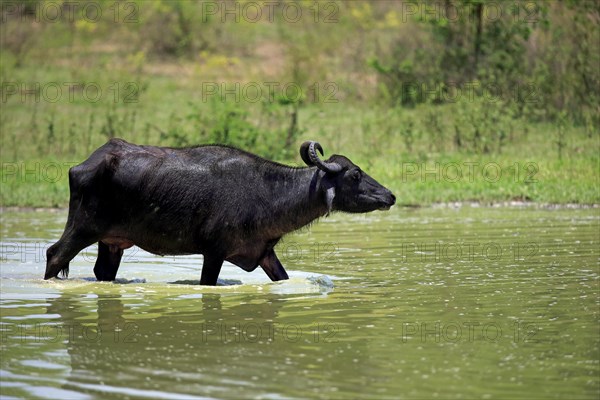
top-left (390, 194), bottom-right (396, 204)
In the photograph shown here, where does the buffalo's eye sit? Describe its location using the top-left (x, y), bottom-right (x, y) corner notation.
top-left (351, 169), bottom-right (361, 181)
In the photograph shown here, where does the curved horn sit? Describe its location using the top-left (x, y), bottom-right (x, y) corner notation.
top-left (299, 141), bottom-right (314, 167)
top-left (299, 141), bottom-right (342, 173)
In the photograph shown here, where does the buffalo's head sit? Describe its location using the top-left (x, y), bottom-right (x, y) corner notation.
top-left (300, 141), bottom-right (396, 214)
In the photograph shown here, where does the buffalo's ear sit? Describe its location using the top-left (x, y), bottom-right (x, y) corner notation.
top-left (325, 186), bottom-right (335, 215)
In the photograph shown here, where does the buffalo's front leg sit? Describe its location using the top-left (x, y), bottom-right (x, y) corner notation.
top-left (200, 254), bottom-right (224, 286)
top-left (94, 242), bottom-right (124, 281)
top-left (259, 249), bottom-right (289, 281)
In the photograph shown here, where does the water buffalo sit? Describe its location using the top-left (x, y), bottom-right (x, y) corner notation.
top-left (44, 139), bottom-right (396, 285)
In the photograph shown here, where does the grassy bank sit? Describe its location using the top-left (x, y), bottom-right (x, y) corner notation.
top-left (0, 61), bottom-right (598, 207)
top-left (1, 1), bottom-right (598, 207)
top-left (1, 96), bottom-right (598, 207)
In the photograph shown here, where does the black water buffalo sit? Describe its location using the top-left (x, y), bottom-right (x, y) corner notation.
top-left (44, 139), bottom-right (396, 285)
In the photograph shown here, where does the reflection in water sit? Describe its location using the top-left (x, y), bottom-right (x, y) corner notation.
top-left (43, 292), bottom-right (305, 398)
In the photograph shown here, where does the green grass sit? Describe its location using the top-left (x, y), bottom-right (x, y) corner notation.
top-left (1, 91), bottom-right (598, 207)
top-left (1, 18), bottom-right (598, 208)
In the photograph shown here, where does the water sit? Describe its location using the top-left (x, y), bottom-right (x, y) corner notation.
top-left (1, 206), bottom-right (598, 399)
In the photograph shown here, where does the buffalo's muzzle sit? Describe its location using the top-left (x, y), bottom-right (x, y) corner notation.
top-left (378, 192), bottom-right (396, 210)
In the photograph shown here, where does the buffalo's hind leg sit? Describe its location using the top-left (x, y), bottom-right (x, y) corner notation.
top-left (259, 249), bottom-right (289, 281)
top-left (45, 229), bottom-right (98, 279)
top-left (94, 242), bottom-right (124, 281)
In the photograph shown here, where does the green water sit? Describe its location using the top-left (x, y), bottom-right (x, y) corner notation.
top-left (1, 206), bottom-right (598, 399)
